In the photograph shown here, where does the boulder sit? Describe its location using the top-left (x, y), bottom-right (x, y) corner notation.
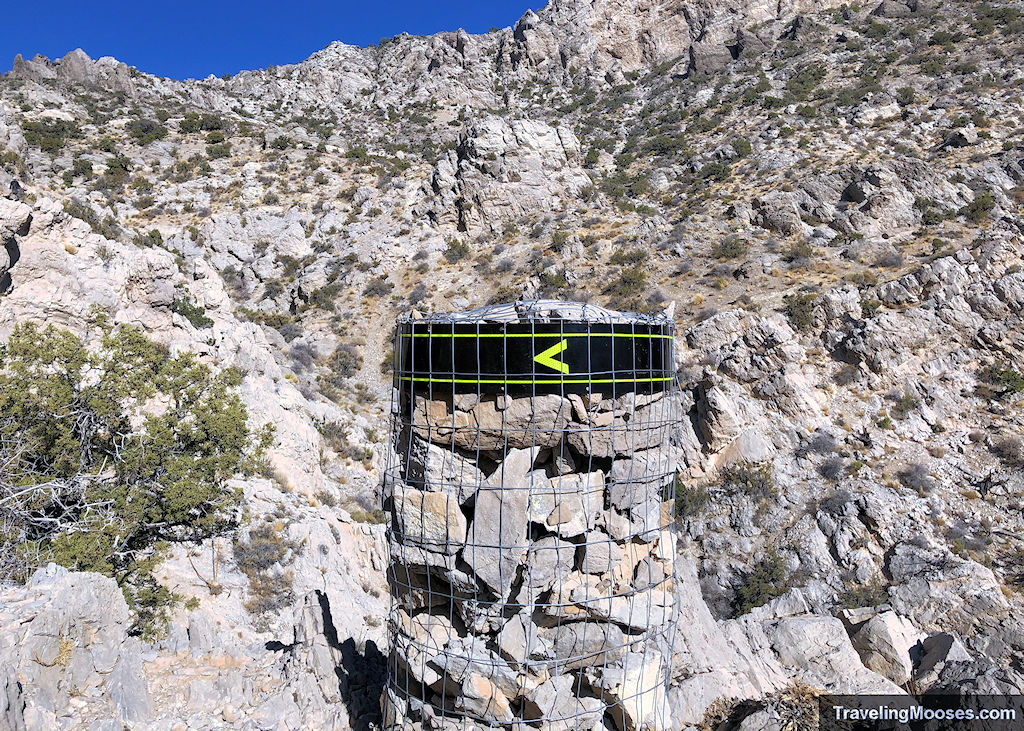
top-left (580, 531), bottom-right (625, 575)
top-left (0, 199), bottom-right (31, 241)
top-left (405, 434), bottom-right (485, 505)
top-left (393, 488), bottom-right (467, 553)
top-left (464, 486), bottom-right (529, 599)
top-left (540, 622), bottom-right (627, 671)
top-left (851, 611), bottom-right (926, 686)
top-left (609, 450), bottom-right (674, 510)
top-left (585, 651), bottom-right (670, 731)
top-left (414, 394), bottom-right (571, 450)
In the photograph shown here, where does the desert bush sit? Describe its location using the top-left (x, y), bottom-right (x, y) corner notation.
top-left (719, 461), bottom-right (776, 500)
top-left (63, 199), bottom-right (121, 240)
top-left (408, 283), bottom-right (429, 305)
top-left (874, 250), bottom-right (905, 269)
top-left (127, 118), bottom-right (168, 145)
top-left (234, 522), bottom-right (298, 574)
top-left (836, 580), bottom-right (889, 609)
top-left (0, 321), bottom-right (271, 634)
top-left (945, 519), bottom-right (991, 554)
top-left (897, 462), bottom-right (936, 494)
top-left (22, 119), bottom-right (82, 152)
top-left (890, 390), bottom-right (921, 419)
top-left (784, 240), bottom-right (816, 266)
top-left (783, 292), bottom-right (818, 332)
top-left (180, 112), bottom-right (225, 133)
top-left (290, 342), bottom-right (317, 373)
top-left (322, 344), bottom-right (363, 383)
top-left (170, 295), bottom-right (213, 329)
top-left (72, 157), bottom-right (93, 178)
top-left (796, 431), bottom-right (836, 457)
top-left (134, 228), bottom-right (164, 248)
top-left (819, 489), bottom-right (853, 515)
top-left (961, 191), bottom-right (995, 223)
top-left (605, 265), bottom-right (648, 297)
top-left (233, 522), bottom-right (300, 620)
top-left (221, 265), bottom-right (249, 299)
top-left (712, 236), bottom-right (749, 260)
top-left (609, 247), bottom-right (648, 265)
top-left (674, 478), bottom-right (711, 519)
top-left (735, 550), bottom-right (790, 615)
top-left (444, 238), bottom-right (470, 263)
top-left (979, 365), bottom-right (1024, 397)
top-left (206, 142), bottom-right (231, 160)
top-left (363, 275), bottom-right (393, 297)
top-left (818, 457), bottom-right (845, 481)
top-left (991, 436), bottom-right (1023, 467)
top-left (784, 65), bottom-right (826, 101)
top-left (732, 138), bottom-right (753, 157)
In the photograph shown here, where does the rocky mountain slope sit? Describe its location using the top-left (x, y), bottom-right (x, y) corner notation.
top-left (1, 0), bottom-right (1023, 727)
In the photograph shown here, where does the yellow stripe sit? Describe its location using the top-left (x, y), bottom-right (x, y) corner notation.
top-left (401, 332), bottom-right (673, 339)
top-left (398, 376), bottom-right (673, 385)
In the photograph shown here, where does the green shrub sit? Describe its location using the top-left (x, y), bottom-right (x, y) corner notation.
top-left (271, 135), bottom-right (293, 150)
top-left (784, 240), bottom-right (816, 265)
top-left (609, 247), bottom-right (648, 265)
top-left (444, 239), bottom-right (470, 263)
top-left (180, 113), bottom-right (225, 133)
top-left (22, 119), bottom-right (82, 152)
top-left (719, 461), bottom-right (776, 500)
top-left (980, 365), bottom-right (1024, 396)
top-left (712, 236), bottom-right (749, 260)
top-left (674, 478), bottom-right (711, 519)
top-left (696, 162), bottom-right (731, 183)
top-left (0, 322), bottom-right (271, 633)
top-left (890, 390), bottom-right (921, 419)
top-left (206, 142), bottom-right (231, 160)
top-left (94, 153), bottom-right (132, 191)
top-left (783, 292), bottom-right (818, 332)
top-left (785, 65), bottom-right (826, 102)
top-left (134, 229), bottom-right (164, 248)
top-left (605, 266), bottom-right (648, 297)
top-left (171, 296), bottom-right (213, 329)
top-left (63, 200), bottom-right (121, 240)
top-left (735, 550), bottom-right (790, 615)
top-left (127, 118), bottom-right (168, 145)
top-left (732, 138), bottom-right (753, 157)
top-left (961, 191), bottom-right (996, 223)
top-left (836, 581), bottom-right (889, 609)
top-left (72, 157), bottom-right (93, 178)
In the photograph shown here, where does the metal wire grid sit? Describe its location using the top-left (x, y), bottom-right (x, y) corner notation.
top-left (382, 302), bottom-right (680, 731)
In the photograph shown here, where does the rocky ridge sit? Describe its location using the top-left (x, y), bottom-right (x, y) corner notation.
top-left (1, 0), bottom-right (1023, 727)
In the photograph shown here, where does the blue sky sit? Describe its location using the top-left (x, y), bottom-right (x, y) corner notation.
top-left (1, 0), bottom-right (537, 80)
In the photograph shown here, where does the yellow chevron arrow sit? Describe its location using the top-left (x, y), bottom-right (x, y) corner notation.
top-left (534, 339), bottom-right (570, 374)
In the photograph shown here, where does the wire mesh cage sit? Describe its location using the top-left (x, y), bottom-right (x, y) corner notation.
top-left (382, 300), bottom-right (680, 731)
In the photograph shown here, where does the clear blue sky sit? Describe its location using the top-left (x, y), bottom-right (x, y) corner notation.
top-left (1, 0), bottom-right (538, 81)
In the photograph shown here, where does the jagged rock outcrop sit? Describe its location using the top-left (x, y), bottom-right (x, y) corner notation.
top-left (0, 565), bottom-right (152, 728)
top-left (426, 117), bottom-right (591, 231)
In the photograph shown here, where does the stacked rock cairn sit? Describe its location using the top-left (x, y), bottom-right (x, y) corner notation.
top-left (382, 301), bottom-right (679, 731)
